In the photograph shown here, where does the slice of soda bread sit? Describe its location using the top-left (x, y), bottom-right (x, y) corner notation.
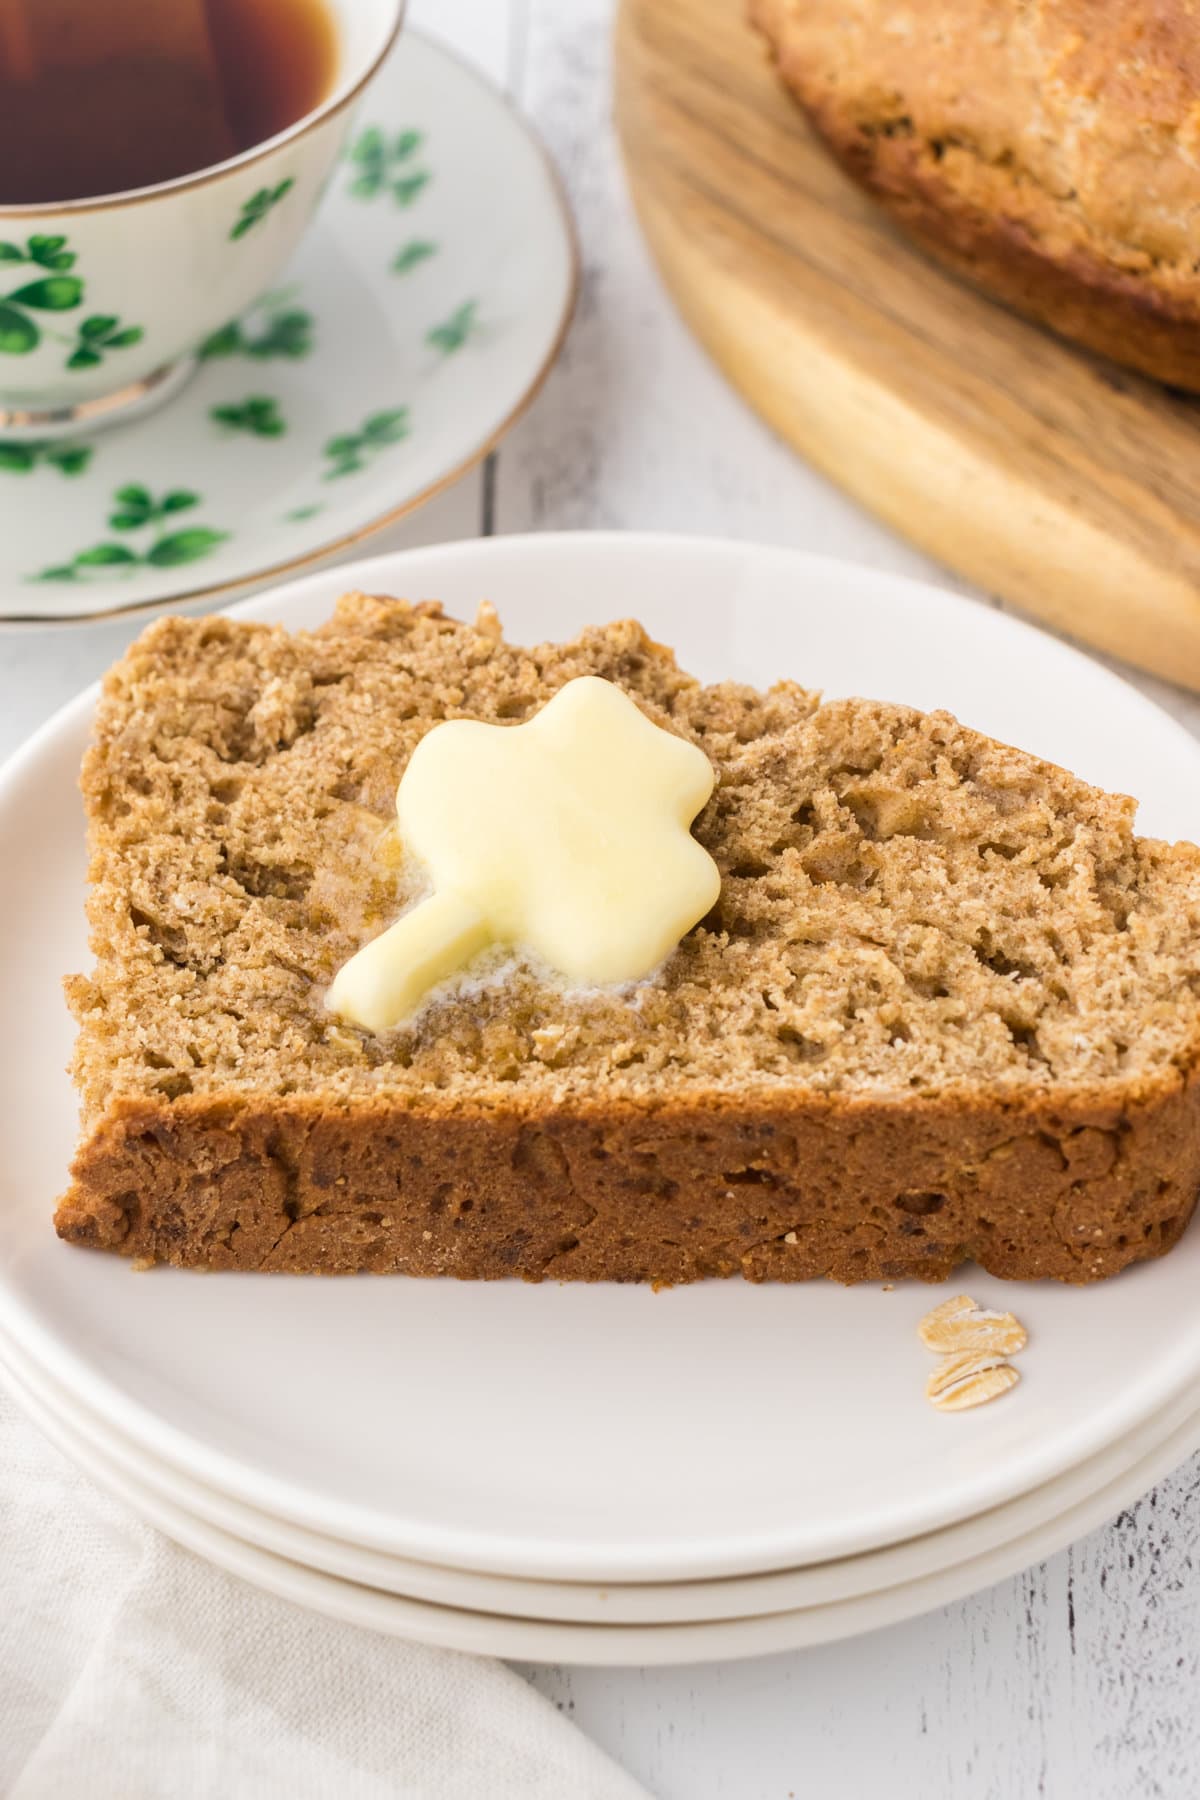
top-left (56, 593), bottom-right (1200, 1283)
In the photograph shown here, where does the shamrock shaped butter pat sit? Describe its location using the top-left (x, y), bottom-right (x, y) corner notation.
top-left (326, 676), bottom-right (721, 1032)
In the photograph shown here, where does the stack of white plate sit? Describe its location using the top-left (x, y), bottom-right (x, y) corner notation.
top-left (4, 535), bottom-right (1200, 1666)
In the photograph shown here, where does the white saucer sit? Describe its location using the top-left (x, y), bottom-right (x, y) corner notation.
top-left (3, 535), bottom-right (1200, 1584)
top-left (4, 1323), bottom-right (1200, 1627)
top-left (1, 34), bottom-right (575, 622)
top-left (6, 1340), bottom-right (1200, 1666)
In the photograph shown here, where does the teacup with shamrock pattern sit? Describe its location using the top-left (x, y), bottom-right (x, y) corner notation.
top-left (0, 0), bottom-right (403, 437)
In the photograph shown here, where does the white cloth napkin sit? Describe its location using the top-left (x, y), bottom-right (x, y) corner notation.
top-left (1, 1386), bottom-right (650, 1800)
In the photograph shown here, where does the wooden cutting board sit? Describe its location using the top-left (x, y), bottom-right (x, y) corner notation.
top-left (614, 0), bottom-right (1200, 692)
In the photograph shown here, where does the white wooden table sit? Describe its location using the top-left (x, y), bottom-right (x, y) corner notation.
top-left (5, 3), bottom-right (1200, 1794)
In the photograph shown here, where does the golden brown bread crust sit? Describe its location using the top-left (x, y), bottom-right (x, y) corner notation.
top-left (57, 1076), bottom-right (1200, 1284)
top-left (56, 595), bottom-right (1200, 1283)
top-left (751, 0), bottom-right (1200, 390)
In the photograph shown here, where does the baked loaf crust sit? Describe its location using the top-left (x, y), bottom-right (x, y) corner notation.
top-left (57, 595), bottom-right (1200, 1283)
top-left (750, 0), bottom-right (1200, 391)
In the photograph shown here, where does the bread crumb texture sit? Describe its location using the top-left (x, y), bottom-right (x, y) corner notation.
top-left (751, 0), bottom-right (1200, 386)
top-left (56, 594), bottom-right (1200, 1283)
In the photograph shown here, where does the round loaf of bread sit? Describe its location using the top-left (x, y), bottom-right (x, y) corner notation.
top-left (751, 0), bottom-right (1200, 391)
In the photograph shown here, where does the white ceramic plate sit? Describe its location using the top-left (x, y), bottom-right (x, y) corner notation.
top-left (3, 535), bottom-right (1200, 1582)
top-left (6, 1340), bottom-right (1200, 1666)
top-left (4, 1323), bottom-right (1200, 1626)
top-left (0, 34), bottom-right (575, 622)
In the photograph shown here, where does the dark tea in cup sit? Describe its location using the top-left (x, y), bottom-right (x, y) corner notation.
top-left (0, 0), bottom-right (338, 205)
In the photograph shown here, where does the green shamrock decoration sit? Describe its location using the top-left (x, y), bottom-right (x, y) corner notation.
top-left (0, 276), bottom-right (81, 354)
top-left (284, 503), bottom-right (323, 523)
top-left (199, 302), bottom-right (313, 363)
top-left (392, 240), bottom-right (437, 275)
top-left (426, 301), bottom-right (479, 356)
top-left (392, 173), bottom-right (430, 206)
top-left (322, 408), bottom-right (409, 479)
top-left (0, 235), bottom-right (143, 369)
top-left (31, 484), bottom-right (227, 581)
top-left (0, 438), bottom-right (91, 476)
top-left (231, 178), bottom-right (295, 240)
top-left (198, 321), bottom-right (243, 359)
top-left (346, 128), bottom-right (430, 206)
top-left (107, 484), bottom-right (198, 530)
top-left (0, 235), bottom-right (76, 271)
top-left (66, 313), bottom-right (143, 370)
top-left (210, 396), bottom-right (286, 437)
top-left (0, 235), bottom-right (82, 356)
